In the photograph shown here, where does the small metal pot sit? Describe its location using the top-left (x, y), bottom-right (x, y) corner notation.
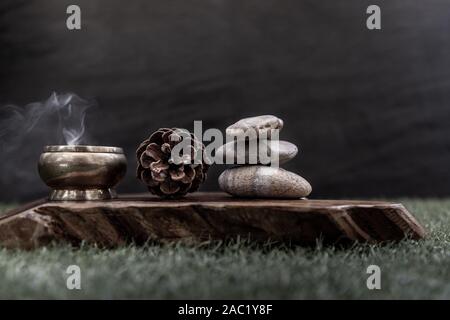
top-left (38, 145), bottom-right (127, 201)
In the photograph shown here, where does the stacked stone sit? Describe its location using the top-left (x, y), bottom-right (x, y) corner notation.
top-left (217, 115), bottom-right (312, 199)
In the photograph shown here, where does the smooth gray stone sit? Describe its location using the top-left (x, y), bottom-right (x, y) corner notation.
top-left (218, 166), bottom-right (312, 198)
top-left (226, 115), bottom-right (284, 138)
top-left (215, 140), bottom-right (298, 165)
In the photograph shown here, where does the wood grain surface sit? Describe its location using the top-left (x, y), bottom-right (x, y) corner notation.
top-left (0, 193), bottom-right (426, 249)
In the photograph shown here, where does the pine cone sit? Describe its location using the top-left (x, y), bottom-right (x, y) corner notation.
top-left (136, 128), bottom-right (210, 198)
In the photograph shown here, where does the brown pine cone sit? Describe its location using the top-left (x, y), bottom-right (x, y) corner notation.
top-left (136, 128), bottom-right (210, 198)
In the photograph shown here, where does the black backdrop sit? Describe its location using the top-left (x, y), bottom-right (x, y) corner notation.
top-left (1, 0), bottom-right (450, 201)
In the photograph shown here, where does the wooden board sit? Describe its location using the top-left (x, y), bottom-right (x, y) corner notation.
top-left (0, 193), bottom-right (426, 249)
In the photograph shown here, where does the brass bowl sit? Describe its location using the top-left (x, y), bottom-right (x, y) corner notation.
top-left (38, 145), bottom-right (127, 201)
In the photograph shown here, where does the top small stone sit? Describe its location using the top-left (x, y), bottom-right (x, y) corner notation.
top-left (226, 115), bottom-right (283, 139)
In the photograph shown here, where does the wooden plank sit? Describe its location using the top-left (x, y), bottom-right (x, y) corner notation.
top-left (0, 193), bottom-right (426, 249)
top-left (0, 198), bottom-right (47, 219)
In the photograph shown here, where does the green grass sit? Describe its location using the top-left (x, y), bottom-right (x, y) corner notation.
top-left (0, 199), bottom-right (449, 299)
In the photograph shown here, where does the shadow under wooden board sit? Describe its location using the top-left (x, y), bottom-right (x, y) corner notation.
top-left (0, 193), bottom-right (426, 249)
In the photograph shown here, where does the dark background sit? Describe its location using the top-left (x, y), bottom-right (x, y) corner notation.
top-left (1, 0), bottom-right (450, 201)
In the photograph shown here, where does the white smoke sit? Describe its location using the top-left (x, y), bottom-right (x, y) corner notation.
top-left (0, 92), bottom-right (94, 147)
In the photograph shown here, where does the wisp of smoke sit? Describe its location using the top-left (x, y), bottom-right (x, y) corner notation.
top-left (0, 92), bottom-right (95, 148)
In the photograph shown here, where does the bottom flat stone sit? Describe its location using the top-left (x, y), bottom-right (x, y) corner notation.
top-left (0, 193), bottom-right (426, 249)
top-left (219, 166), bottom-right (312, 198)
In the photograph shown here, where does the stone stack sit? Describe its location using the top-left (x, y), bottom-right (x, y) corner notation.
top-left (217, 115), bottom-right (312, 199)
